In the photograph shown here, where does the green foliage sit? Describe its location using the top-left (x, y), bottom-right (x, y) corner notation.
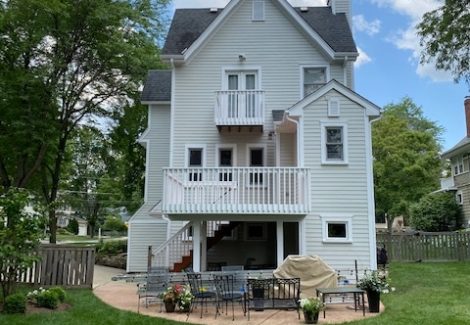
top-left (299, 297), bottom-right (324, 314)
top-left (103, 215), bottom-right (127, 232)
top-left (373, 97), bottom-right (443, 230)
top-left (418, 0), bottom-right (470, 89)
top-left (48, 287), bottom-right (66, 303)
top-left (97, 240), bottom-right (127, 256)
top-left (0, 188), bottom-right (44, 298)
top-left (358, 271), bottom-right (394, 294)
top-left (66, 219), bottom-right (79, 235)
top-left (36, 290), bottom-right (59, 309)
top-left (410, 192), bottom-right (463, 232)
top-left (3, 293), bottom-right (27, 314)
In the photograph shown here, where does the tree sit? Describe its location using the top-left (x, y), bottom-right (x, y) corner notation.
top-left (410, 192), bottom-right (462, 232)
top-left (0, 0), bottom-right (169, 242)
top-left (0, 188), bottom-right (44, 297)
top-left (418, 0), bottom-right (470, 88)
top-left (373, 97), bottom-right (443, 233)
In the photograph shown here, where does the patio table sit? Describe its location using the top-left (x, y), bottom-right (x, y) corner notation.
top-left (316, 287), bottom-right (365, 318)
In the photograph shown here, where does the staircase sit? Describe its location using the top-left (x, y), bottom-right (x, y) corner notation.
top-left (150, 221), bottom-right (241, 272)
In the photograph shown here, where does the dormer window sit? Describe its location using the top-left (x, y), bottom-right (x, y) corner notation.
top-left (252, 0), bottom-right (265, 21)
top-left (303, 67), bottom-right (327, 97)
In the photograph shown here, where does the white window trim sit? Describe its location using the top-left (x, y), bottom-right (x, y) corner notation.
top-left (184, 144), bottom-right (207, 167)
top-left (221, 66), bottom-right (262, 90)
top-left (320, 121), bottom-right (348, 165)
top-left (252, 0), bottom-right (265, 21)
top-left (300, 65), bottom-right (331, 99)
top-left (215, 144), bottom-right (237, 167)
top-left (246, 144), bottom-right (267, 167)
top-left (321, 215), bottom-right (353, 243)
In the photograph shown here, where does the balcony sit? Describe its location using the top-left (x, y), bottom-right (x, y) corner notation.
top-left (162, 167), bottom-right (310, 215)
top-left (215, 90), bottom-right (265, 126)
top-left (440, 177), bottom-right (455, 189)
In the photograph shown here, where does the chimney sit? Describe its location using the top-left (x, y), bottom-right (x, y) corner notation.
top-left (465, 96), bottom-right (470, 137)
top-left (327, 0), bottom-right (351, 24)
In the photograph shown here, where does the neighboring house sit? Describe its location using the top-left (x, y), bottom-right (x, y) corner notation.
top-left (440, 97), bottom-right (470, 227)
top-left (127, 0), bottom-right (381, 273)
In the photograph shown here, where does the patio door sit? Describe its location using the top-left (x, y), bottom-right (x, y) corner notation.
top-left (226, 71), bottom-right (258, 118)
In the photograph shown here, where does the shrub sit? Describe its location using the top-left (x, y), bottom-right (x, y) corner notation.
top-left (36, 290), bottom-right (59, 309)
top-left (66, 218), bottom-right (79, 235)
top-left (102, 215), bottom-right (127, 233)
top-left (97, 240), bottom-right (127, 255)
top-left (48, 287), bottom-right (66, 303)
top-left (410, 192), bottom-right (463, 232)
top-left (3, 293), bottom-right (27, 314)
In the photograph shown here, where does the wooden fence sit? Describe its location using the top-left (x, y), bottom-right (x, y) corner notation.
top-left (17, 245), bottom-right (95, 288)
top-left (377, 232), bottom-right (470, 262)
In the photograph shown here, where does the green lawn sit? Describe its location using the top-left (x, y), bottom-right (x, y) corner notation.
top-left (1, 262), bottom-right (470, 324)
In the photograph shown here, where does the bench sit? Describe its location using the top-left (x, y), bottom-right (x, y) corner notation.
top-left (244, 277), bottom-right (300, 320)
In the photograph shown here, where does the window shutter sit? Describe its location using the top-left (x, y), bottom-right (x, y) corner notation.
top-left (328, 98), bottom-right (340, 117)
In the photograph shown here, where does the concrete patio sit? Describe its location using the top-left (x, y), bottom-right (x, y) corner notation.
top-left (92, 265), bottom-right (384, 324)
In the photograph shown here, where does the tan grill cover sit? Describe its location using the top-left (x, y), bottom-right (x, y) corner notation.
top-left (273, 255), bottom-right (337, 298)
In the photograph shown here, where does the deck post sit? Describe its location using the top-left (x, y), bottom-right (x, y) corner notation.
top-left (192, 221), bottom-right (201, 272)
top-left (276, 221), bottom-right (284, 266)
top-left (201, 221), bottom-right (207, 272)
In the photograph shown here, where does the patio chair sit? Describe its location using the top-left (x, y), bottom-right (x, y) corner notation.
top-left (137, 268), bottom-right (170, 313)
top-left (214, 274), bottom-right (246, 321)
top-left (186, 272), bottom-right (217, 319)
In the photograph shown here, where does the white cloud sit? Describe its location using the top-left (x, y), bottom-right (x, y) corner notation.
top-left (174, 0), bottom-right (326, 8)
top-left (352, 15), bottom-right (381, 36)
top-left (370, 0), bottom-right (452, 82)
top-left (355, 47), bottom-right (372, 68)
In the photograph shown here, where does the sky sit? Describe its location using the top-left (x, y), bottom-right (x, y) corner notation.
top-left (170, 0), bottom-right (469, 151)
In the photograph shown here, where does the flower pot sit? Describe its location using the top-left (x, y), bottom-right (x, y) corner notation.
top-left (366, 290), bottom-right (380, 313)
top-left (179, 302), bottom-right (191, 313)
top-left (164, 301), bottom-right (176, 313)
top-left (303, 311), bottom-right (319, 324)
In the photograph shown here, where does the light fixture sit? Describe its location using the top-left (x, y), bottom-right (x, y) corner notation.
top-left (238, 53), bottom-right (246, 62)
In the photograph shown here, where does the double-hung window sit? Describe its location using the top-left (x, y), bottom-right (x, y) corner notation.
top-left (303, 67), bottom-right (327, 97)
top-left (321, 122), bottom-right (348, 165)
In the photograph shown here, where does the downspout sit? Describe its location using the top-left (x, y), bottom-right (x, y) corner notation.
top-left (285, 114), bottom-right (302, 167)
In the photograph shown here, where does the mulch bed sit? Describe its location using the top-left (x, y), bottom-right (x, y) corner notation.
top-left (1, 302), bottom-right (71, 315)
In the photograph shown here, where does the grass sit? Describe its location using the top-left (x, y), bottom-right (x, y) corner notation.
top-left (1, 262), bottom-right (470, 324)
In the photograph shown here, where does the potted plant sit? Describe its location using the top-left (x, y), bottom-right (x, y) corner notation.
top-left (358, 270), bottom-right (395, 313)
top-left (299, 297), bottom-right (324, 324)
top-left (176, 284), bottom-right (193, 312)
top-left (161, 286), bottom-right (178, 312)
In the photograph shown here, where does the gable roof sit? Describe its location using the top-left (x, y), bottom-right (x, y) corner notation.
top-left (140, 70), bottom-right (172, 103)
top-left (288, 79), bottom-right (381, 117)
top-left (442, 137), bottom-right (470, 159)
top-left (161, 1), bottom-right (357, 61)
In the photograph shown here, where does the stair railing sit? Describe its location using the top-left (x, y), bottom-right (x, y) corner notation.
top-left (151, 222), bottom-right (193, 270)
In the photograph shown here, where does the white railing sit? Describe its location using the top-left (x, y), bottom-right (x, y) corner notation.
top-left (215, 90), bottom-right (265, 125)
top-left (152, 222), bottom-right (193, 269)
top-left (162, 167), bottom-right (310, 214)
top-left (440, 177), bottom-right (455, 189)
top-left (151, 221), bottom-right (231, 269)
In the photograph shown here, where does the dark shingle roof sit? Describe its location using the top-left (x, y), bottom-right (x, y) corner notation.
top-left (272, 110), bottom-right (285, 122)
top-left (162, 9), bottom-right (223, 55)
top-left (442, 137), bottom-right (470, 158)
top-left (294, 7), bottom-right (356, 53)
top-left (141, 70), bottom-right (172, 102)
top-left (162, 7), bottom-right (356, 55)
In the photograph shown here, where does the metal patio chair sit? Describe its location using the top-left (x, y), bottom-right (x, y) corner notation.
top-left (186, 272), bottom-right (217, 319)
top-left (214, 274), bottom-right (246, 320)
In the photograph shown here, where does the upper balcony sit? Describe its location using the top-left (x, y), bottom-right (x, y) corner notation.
top-left (162, 167), bottom-right (310, 215)
top-left (215, 90), bottom-right (265, 128)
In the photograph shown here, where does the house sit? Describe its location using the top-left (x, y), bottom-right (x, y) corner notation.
top-left (440, 97), bottom-right (470, 227)
top-left (127, 0), bottom-right (381, 273)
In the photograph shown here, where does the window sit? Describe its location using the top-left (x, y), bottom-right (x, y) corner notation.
top-left (186, 146), bottom-right (205, 181)
top-left (452, 155), bottom-right (469, 175)
top-left (252, 0), bottom-right (265, 21)
top-left (321, 122), bottom-right (348, 165)
top-left (321, 215), bottom-right (352, 243)
top-left (456, 191), bottom-right (463, 205)
top-left (218, 146), bottom-right (235, 181)
top-left (245, 223), bottom-right (267, 241)
top-left (225, 71), bottom-right (258, 119)
top-left (303, 67), bottom-right (327, 97)
top-left (248, 146), bottom-right (264, 185)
